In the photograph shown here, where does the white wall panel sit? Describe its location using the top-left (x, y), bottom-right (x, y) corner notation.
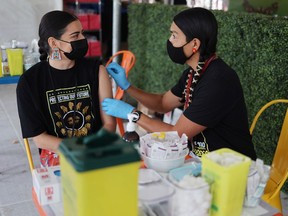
top-left (0, 0), bottom-right (62, 45)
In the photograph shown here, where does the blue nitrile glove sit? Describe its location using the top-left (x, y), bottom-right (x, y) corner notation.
top-left (102, 98), bottom-right (135, 119)
top-left (106, 62), bottom-right (131, 90)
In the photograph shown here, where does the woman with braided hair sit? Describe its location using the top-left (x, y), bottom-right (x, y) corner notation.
top-left (102, 7), bottom-right (256, 160)
top-left (16, 10), bottom-right (116, 167)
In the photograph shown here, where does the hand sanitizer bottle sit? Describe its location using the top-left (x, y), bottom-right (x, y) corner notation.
top-left (122, 113), bottom-right (140, 144)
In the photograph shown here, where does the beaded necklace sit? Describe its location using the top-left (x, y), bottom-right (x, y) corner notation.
top-left (182, 54), bottom-right (217, 110)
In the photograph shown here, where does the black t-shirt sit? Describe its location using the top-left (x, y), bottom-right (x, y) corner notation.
top-left (16, 58), bottom-right (103, 139)
top-left (171, 58), bottom-right (257, 160)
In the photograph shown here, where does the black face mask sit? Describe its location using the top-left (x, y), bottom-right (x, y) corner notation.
top-left (166, 40), bottom-right (193, 65)
top-left (60, 38), bottom-right (88, 60)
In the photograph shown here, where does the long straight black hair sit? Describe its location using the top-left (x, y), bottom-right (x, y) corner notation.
top-left (173, 7), bottom-right (218, 61)
top-left (38, 10), bottom-right (78, 61)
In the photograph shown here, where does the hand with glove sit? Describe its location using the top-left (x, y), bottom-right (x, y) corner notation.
top-left (106, 62), bottom-right (131, 90)
top-left (102, 98), bottom-right (135, 119)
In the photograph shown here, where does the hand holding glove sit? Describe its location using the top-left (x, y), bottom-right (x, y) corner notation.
top-left (106, 62), bottom-right (131, 90)
top-left (102, 98), bottom-right (135, 119)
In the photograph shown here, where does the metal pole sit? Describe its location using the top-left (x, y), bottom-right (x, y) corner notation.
top-left (112, 0), bottom-right (121, 54)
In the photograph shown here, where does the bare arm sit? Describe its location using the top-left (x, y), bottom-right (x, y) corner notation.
top-left (126, 85), bottom-right (183, 113)
top-left (126, 85), bottom-right (205, 137)
top-left (98, 65), bottom-right (116, 132)
top-left (137, 112), bottom-right (206, 141)
top-left (32, 132), bottom-right (62, 153)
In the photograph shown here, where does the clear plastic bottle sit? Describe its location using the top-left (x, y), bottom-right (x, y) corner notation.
top-left (122, 113), bottom-right (140, 144)
top-left (24, 39), bottom-right (40, 71)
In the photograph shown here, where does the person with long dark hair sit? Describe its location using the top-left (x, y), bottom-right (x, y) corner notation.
top-left (16, 10), bottom-right (116, 167)
top-left (102, 7), bottom-right (256, 160)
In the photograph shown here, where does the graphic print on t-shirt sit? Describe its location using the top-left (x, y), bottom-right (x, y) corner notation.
top-left (46, 84), bottom-right (94, 137)
top-left (192, 132), bottom-right (209, 157)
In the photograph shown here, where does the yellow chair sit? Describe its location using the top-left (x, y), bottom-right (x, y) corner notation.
top-left (250, 99), bottom-right (288, 213)
top-left (105, 50), bottom-right (136, 136)
top-left (23, 138), bottom-right (35, 173)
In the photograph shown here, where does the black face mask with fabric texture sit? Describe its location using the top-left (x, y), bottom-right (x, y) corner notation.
top-left (62, 38), bottom-right (88, 60)
top-left (166, 40), bottom-right (193, 65)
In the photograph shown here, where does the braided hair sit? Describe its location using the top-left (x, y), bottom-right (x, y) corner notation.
top-left (38, 10), bottom-right (78, 61)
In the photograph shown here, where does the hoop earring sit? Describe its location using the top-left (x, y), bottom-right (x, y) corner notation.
top-left (192, 47), bottom-right (197, 53)
top-left (51, 48), bottom-right (61, 60)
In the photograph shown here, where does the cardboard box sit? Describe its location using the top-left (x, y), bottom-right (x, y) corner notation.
top-left (78, 14), bottom-right (89, 30)
top-left (78, 0), bottom-right (99, 2)
top-left (88, 40), bottom-right (101, 57)
top-left (89, 14), bottom-right (101, 30)
top-left (32, 166), bottom-right (62, 205)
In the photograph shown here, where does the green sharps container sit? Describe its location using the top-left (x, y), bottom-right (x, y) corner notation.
top-left (59, 128), bottom-right (141, 216)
